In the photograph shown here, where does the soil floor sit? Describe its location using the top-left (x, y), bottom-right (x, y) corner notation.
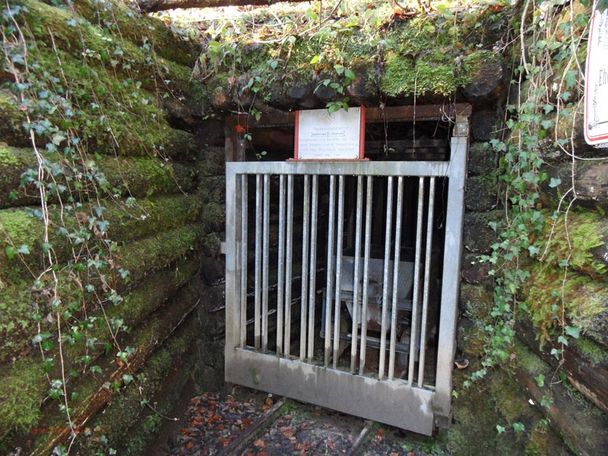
top-left (151, 385), bottom-right (444, 455)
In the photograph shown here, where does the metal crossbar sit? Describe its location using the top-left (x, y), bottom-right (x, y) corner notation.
top-left (225, 122), bottom-right (468, 434)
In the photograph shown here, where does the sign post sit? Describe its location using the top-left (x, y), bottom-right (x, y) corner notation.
top-left (585, 2), bottom-right (608, 146)
top-left (294, 107), bottom-right (366, 160)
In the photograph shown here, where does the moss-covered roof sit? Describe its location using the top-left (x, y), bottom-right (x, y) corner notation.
top-left (191, 1), bottom-right (514, 107)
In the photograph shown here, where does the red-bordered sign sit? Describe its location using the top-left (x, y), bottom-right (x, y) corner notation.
top-left (584, 3), bottom-right (608, 146)
top-left (294, 107), bottom-right (366, 160)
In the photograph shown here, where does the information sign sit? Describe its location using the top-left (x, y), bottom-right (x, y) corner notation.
top-left (294, 107), bottom-right (365, 160)
top-left (585, 4), bottom-right (608, 146)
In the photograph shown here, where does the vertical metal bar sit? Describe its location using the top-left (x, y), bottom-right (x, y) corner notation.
top-left (378, 177), bottom-right (394, 380)
top-left (350, 176), bottom-right (363, 372)
top-left (332, 176), bottom-right (345, 369)
top-left (225, 166), bottom-right (239, 365)
top-left (254, 174), bottom-right (262, 350)
top-left (276, 175), bottom-right (286, 356)
top-left (388, 177), bottom-right (404, 380)
top-left (418, 177), bottom-right (436, 386)
top-left (300, 175), bottom-right (310, 361)
top-left (240, 174), bottom-right (248, 348)
top-left (262, 175), bottom-right (270, 351)
top-left (324, 176), bottom-right (336, 367)
top-left (408, 177), bottom-right (426, 385)
top-left (434, 123), bottom-right (468, 417)
top-left (284, 175), bottom-right (294, 357)
top-left (359, 176), bottom-right (373, 375)
top-left (307, 175), bottom-right (319, 361)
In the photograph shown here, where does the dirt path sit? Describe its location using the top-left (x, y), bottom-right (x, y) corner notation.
top-left (167, 386), bottom-right (444, 455)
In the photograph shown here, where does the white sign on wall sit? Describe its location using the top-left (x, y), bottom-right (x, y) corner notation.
top-left (294, 107), bottom-right (365, 160)
top-left (585, 3), bottom-right (608, 146)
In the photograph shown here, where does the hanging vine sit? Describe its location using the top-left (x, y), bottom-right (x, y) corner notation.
top-left (470, 0), bottom-right (603, 396)
top-left (1, 0), bottom-right (198, 452)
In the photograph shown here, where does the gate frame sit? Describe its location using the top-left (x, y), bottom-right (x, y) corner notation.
top-left (224, 104), bottom-right (470, 433)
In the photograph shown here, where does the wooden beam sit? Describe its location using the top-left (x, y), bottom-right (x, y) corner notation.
top-left (517, 323), bottom-right (608, 414)
top-left (138, 0), bottom-right (310, 13)
top-left (227, 103), bottom-right (472, 130)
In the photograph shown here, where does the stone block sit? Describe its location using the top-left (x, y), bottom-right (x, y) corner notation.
top-left (468, 142), bottom-right (497, 176)
top-left (465, 175), bottom-right (498, 211)
top-left (463, 211), bottom-right (500, 253)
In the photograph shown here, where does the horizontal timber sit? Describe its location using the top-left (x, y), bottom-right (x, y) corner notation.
top-left (227, 104), bottom-right (472, 129)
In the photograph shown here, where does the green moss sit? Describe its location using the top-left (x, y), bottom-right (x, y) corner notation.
top-left (525, 420), bottom-right (560, 456)
top-left (26, 46), bottom-right (171, 156)
top-left (462, 50), bottom-right (499, 74)
top-left (0, 209), bottom-right (42, 283)
top-left (0, 194), bottom-right (201, 284)
top-left (200, 3), bottom-right (512, 101)
top-left (69, 0), bottom-right (199, 67)
top-left (0, 358), bottom-right (45, 436)
top-left (5, 0), bottom-right (202, 158)
top-left (118, 224), bottom-right (202, 281)
top-left (575, 337), bottom-right (608, 366)
top-left (515, 340), bottom-right (551, 377)
top-left (0, 90), bottom-right (28, 147)
top-left (447, 372), bottom-right (522, 456)
top-left (106, 194), bottom-right (202, 242)
top-left (112, 257), bottom-right (199, 325)
top-left (490, 372), bottom-right (525, 424)
top-left (542, 210), bottom-right (607, 278)
top-left (0, 144), bottom-right (20, 167)
top-left (0, 149), bottom-right (199, 207)
top-left (22, 0), bottom-right (198, 99)
top-left (524, 264), bottom-right (607, 344)
top-left (0, 283), bottom-right (35, 363)
top-left (381, 52), bottom-right (461, 97)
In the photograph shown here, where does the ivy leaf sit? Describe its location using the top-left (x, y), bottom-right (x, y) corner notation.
top-left (512, 422), bottom-right (525, 433)
top-left (309, 55), bottom-right (320, 64)
top-left (17, 244), bottom-right (30, 255)
top-left (496, 424), bottom-right (506, 434)
top-left (540, 119), bottom-right (554, 130)
top-left (534, 374), bottom-right (545, 388)
top-left (557, 335), bottom-right (569, 346)
top-left (122, 374), bottom-right (134, 385)
top-left (5, 246), bottom-right (16, 260)
top-left (565, 325), bottom-right (581, 339)
top-left (540, 394), bottom-right (554, 408)
top-left (564, 70), bottom-right (577, 89)
top-left (548, 177), bottom-right (561, 188)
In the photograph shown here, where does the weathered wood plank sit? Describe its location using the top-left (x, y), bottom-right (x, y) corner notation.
top-left (518, 323), bottom-right (608, 414)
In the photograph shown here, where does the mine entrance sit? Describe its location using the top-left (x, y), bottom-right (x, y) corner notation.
top-left (224, 104), bottom-right (470, 435)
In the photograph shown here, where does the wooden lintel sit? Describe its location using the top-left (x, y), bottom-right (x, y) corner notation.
top-left (226, 104), bottom-right (472, 130)
top-left (138, 0), bottom-right (310, 13)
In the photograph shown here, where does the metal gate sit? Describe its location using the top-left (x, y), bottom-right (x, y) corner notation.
top-left (225, 115), bottom-right (468, 435)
